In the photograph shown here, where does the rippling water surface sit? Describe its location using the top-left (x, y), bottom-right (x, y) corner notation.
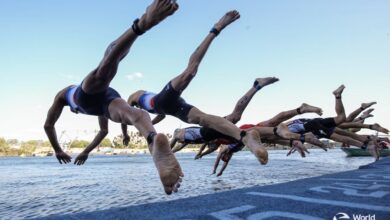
top-left (0, 149), bottom-right (374, 219)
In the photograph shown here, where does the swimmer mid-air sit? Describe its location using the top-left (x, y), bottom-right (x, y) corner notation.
top-left (122, 10), bottom-right (270, 165)
top-left (44, 0), bottom-right (183, 195)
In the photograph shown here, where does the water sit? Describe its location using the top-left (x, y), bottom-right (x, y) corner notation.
top-left (0, 149), bottom-right (374, 219)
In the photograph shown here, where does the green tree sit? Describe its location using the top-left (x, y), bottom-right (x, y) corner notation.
top-left (6, 139), bottom-right (18, 146)
top-left (70, 140), bottom-right (89, 148)
top-left (112, 135), bottom-right (125, 148)
top-left (100, 138), bottom-right (112, 147)
top-left (42, 140), bottom-right (51, 147)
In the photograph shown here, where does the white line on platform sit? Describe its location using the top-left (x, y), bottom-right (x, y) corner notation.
top-left (209, 205), bottom-right (255, 220)
top-left (321, 178), bottom-right (390, 182)
top-left (246, 192), bottom-right (390, 212)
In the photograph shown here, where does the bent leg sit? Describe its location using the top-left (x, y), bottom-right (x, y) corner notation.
top-left (338, 122), bottom-right (389, 134)
top-left (108, 98), bottom-right (183, 195)
top-left (332, 85), bottom-right (347, 125)
top-left (346, 102), bottom-right (376, 122)
top-left (224, 77), bottom-right (279, 124)
top-left (253, 125), bottom-right (326, 149)
top-left (259, 103), bottom-right (322, 127)
top-left (333, 127), bottom-right (368, 143)
top-left (82, 0), bottom-right (178, 93)
top-left (187, 107), bottom-right (268, 164)
top-left (170, 11), bottom-right (240, 92)
top-left (187, 107), bottom-right (242, 140)
top-left (329, 133), bottom-right (363, 147)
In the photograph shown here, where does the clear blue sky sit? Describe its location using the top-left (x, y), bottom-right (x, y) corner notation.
top-left (0, 0), bottom-right (389, 141)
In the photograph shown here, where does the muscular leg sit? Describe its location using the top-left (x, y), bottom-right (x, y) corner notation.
top-left (332, 85), bottom-right (346, 125)
top-left (170, 11), bottom-right (240, 92)
top-left (91, 1), bottom-right (181, 195)
top-left (224, 77), bottom-right (279, 124)
top-left (187, 107), bottom-right (268, 164)
top-left (346, 102), bottom-right (376, 122)
top-left (253, 124), bottom-right (326, 149)
top-left (334, 127), bottom-right (369, 143)
top-left (108, 98), bottom-right (183, 194)
top-left (329, 133), bottom-right (364, 147)
top-left (330, 132), bottom-right (380, 159)
top-left (258, 103), bottom-right (322, 127)
top-left (82, 0), bottom-right (178, 94)
top-left (352, 108), bottom-right (374, 124)
top-left (338, 122), bottom-right (389, 134)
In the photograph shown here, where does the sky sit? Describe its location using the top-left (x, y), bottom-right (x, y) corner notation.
top-left (0, 0), bottom-right (389, 142)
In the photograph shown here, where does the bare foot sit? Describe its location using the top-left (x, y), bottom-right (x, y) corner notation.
top-left (361, 102), bottom-right (377, 110)
top-left (362, 108), bottom-right (375, 116)
top-left (250, 145), bottom-right (269, 165)
top-left (138, 0), bottom-right (179, 32)
top-left (151, 133), bottom-right (184, 195)
top-left (372, 123), bottom-right (389, 134)
top-left (333, 84), bottom-right (345, 97)
top-left (299, 103), bottom-right (323, 116)
top-left (214, 10), bottom-right (240, 32)
top-left (254, 77), bottom-right (279, 88)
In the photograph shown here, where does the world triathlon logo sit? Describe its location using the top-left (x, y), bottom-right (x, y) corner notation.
top-left (333, 212), bottom-right (350, 220)
top-left (333, 212), bottom-right (376, 220)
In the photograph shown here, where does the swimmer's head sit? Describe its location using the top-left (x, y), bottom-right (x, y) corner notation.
top-left (173, 128), bottom-right (185, 142)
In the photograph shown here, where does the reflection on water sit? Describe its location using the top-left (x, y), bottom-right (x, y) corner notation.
top-left (0, 149), bottom-right (374, 219)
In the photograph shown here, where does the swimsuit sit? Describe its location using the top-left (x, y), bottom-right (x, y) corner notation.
top-left (287, 118), bottom-right (336, 139)
top-left (138, 92), bottom-right (157, 114)
top-left (65, 85), bottom-right (121, 119)
top-left (183, 127), bottom-right (205, 144)
top-left (139, 82), bottom-right (194, 122)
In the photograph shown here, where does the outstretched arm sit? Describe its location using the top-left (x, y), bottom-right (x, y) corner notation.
top-left (74, 116), bottom-right (109, 165)
top-left (172, 143), bottom-right (189, 153)
top-left (44, 90), bottom-right (72, 164)
top-left (212, 148), bottom-right (224, 175)
top-left (195, 143), bottom-right (209, 159)
top-left (196, 143), bottom-right (221, 159)
top-left (121, 124), bottom-right (130, 146)
top-left (217, 155), bottom-right (232, 177)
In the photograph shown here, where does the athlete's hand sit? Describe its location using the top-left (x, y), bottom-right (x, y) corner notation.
top-left (194, 154), bottom-right (202, 160)
top-left (55, 150), bottom-right (72, 164)
top-left (287, 141), bottom-right (309, 158)
top-left (123, 135), bottom-right (130, 146)
top-left (74, 152), bottom-right (89, 165)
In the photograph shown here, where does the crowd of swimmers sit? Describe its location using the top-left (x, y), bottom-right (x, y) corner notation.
top-left (44, 0), bottom-right (389, 195)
